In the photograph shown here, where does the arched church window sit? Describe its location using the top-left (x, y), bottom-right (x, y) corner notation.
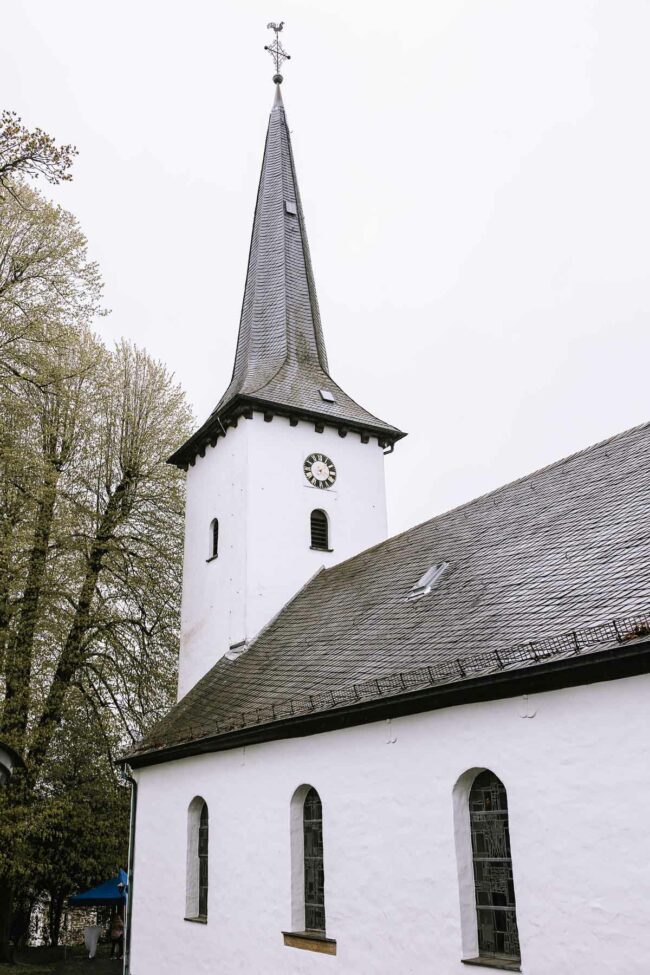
top-left (303, 787), bottom-right (326, 933)
top-left (185, 797), bottom-right (209, 921)
top-left (469, 770), bottom-right (520, 963)
top-left (198, 802), bottom-right (209, 918)
top-left (310, 510), bottom-right (329, 551)
top-left (209, 518), bottom-right (219, 560)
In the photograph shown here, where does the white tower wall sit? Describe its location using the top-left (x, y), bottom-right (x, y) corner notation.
top-left (177, 411), bottom-right (388, 698)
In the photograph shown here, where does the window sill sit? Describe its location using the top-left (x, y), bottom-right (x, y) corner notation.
top-left (282, 931), bottom-right (337, 955)
top-left (205, 555), bottom-right (218, 563)
top-left (310, 546), bottom-right (333, 553)
top-left (184, 916), bottom-right (207, 925)
top-left (462, 957), bottom-right (521, 972)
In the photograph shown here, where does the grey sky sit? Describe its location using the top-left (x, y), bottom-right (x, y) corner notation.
top-left (3, 0), bottom-right (649, 536)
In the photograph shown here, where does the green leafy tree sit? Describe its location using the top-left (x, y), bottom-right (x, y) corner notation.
top-left (24, 696), bottom-right (130, 947)
top-left (0, 179), bottom-right (192, 958)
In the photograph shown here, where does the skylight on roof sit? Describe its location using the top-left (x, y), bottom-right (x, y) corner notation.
top-left (319, 389), bottom-right (335, 403)
top-left (406, 562), bottom-right (449, 602)
top-left (284, 199), bottom-right (297, 215)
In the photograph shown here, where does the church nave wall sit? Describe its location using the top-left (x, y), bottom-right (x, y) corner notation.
top-left (129, 672), bottom-right (650, 975)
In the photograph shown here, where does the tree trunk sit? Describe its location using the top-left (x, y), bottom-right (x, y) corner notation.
top-left (48, 888), bottom-right (65, 948)
top-left (0, 872), bottom-right (15, 963)
top-left (1, 472), bottom-right (59, 746)
top-left (27, 475), bottom-right (133, 781)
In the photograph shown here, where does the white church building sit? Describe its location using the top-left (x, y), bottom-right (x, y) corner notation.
top-left (123, 67), bottom-right (650, 975)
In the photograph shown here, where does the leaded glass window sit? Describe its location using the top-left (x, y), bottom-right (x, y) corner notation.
top-left (210, 518), bottom-right (219, 559)
top-left (198, 802), bottom-right (209, 918)
top-left (469, 771), bottom-right (520, 961)
top-left (303, 787), bottom-right (325, 933)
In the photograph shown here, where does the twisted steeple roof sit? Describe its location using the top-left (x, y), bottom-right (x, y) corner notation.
top-left (170, 85), bottom-right (404, 468)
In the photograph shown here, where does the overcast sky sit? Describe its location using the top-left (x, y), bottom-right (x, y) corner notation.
top-left (3, 0), bottom-right (649, 535)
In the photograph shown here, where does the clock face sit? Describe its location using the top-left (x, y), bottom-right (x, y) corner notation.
top-left (303, 452), bottom-right (337, 489)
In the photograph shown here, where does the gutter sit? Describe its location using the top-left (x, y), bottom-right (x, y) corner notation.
top-left (122, 767), bottom-right (137, 975)
top-left (124, 636), bottom-right (650, 769)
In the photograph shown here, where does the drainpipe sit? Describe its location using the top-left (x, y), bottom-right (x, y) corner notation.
top-left (122, 767), bottom-right (137, 975)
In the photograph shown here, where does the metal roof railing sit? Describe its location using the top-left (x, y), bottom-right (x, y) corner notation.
top-left (139, 609), bottom-right (650, 754)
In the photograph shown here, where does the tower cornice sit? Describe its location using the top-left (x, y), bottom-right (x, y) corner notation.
top-left (168, 393), bottom-right (406, 469)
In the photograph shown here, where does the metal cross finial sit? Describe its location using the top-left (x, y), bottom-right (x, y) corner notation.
top-left (265, 21), bottom-right (291, 84)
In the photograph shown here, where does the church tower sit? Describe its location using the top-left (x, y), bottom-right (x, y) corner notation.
top-left (170, 45), bottom-right (405, 698)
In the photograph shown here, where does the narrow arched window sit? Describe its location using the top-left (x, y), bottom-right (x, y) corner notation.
top-left (469, 771), bottom-right (520, 963)
top-left (186, 797), bottom-right (208, 921)
top-left (209, 518), bottom-right (219, 559)
top-left (198, 803), bottom-right (209, 918)
top-left (310, 510), bottom-right (329, 551)
top-left (303, 787), bottom-right (325, 933)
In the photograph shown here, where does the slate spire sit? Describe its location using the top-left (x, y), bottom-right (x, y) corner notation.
top-left (169, 84), bottom-right (405, 467)
top-left (219, 82), bottom-right (330, 406)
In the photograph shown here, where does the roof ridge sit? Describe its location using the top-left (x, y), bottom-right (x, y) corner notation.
top-left (311, 418), bottom-right (650, 579)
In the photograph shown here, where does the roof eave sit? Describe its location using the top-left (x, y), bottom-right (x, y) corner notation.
top-left (167, 394), bottom-right (407, 468)
top-left (121, 636), bottom-right (650, 769)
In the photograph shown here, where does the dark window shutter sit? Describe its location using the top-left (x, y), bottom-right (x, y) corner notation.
top-left (211, 519), bottom-right (219, 558)
top-left (310, 510), bottom-right (329, 551)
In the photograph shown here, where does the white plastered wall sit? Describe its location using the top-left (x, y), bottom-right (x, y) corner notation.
top-left (178, 422), bottom-right (248, 699)
top-left (177, 413), bottom-right (388, 698)
top-left (130, 673), bottom-right (650, 975)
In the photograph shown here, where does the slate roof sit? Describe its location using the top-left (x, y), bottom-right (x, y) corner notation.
top-left (129, 421), bottom-right (650, 762)
top-left (169, 85), bottom-right (404, 468)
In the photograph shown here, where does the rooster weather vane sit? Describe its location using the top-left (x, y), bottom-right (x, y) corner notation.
top-left (265, 21), bottom-right (291, 84)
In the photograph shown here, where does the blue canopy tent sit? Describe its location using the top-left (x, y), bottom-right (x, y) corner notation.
top-left (68, 868), bottom-right (128, 907)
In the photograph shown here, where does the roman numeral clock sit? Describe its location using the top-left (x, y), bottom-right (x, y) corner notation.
top-left (303, 453), bottom-right (337, 489)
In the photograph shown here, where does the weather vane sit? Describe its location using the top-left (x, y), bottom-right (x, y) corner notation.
top-left (265, 21), bottom-right (291, 84)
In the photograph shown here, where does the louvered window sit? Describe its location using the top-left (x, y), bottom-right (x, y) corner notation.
top-left (303, 788), bottom-right (326, 933)
top-left (469, 771), bottom-right (520, 963)
top-left (210, 518), bottom-right (219, 559)
top-left (198, 802), bottom-right (209, 918)
top-left (310, 510), bottom-right (329, 551)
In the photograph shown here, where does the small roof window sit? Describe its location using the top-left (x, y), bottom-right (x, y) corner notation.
top-left (284, 199), bottom-right (297, 215)
top-left (319, 389), bottom-right (335, 403)
top-left (406, 562), bottom-right (449, 602)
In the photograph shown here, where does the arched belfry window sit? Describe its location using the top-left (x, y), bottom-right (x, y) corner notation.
top-left (186, 797), bottom-right (209, 921)
top-left (469, 771), bottom-right (520, 963)
top-left (209, 518), bottom-right (219, 560)
top-left (303, 788), bottom-right (326, 933)
top-left (310, 510), bottom-right (330, 552)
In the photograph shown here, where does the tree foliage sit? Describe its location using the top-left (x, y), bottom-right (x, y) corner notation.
top-left (0, 165), bottom-right (192, 951)
top-left (19, 696), bottom-right (130, 946)
top-left (0, 111), bottom-right (77, 193)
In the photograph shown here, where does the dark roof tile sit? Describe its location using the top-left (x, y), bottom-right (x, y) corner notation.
top-left (131, 421), bottom-right (650, 759)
